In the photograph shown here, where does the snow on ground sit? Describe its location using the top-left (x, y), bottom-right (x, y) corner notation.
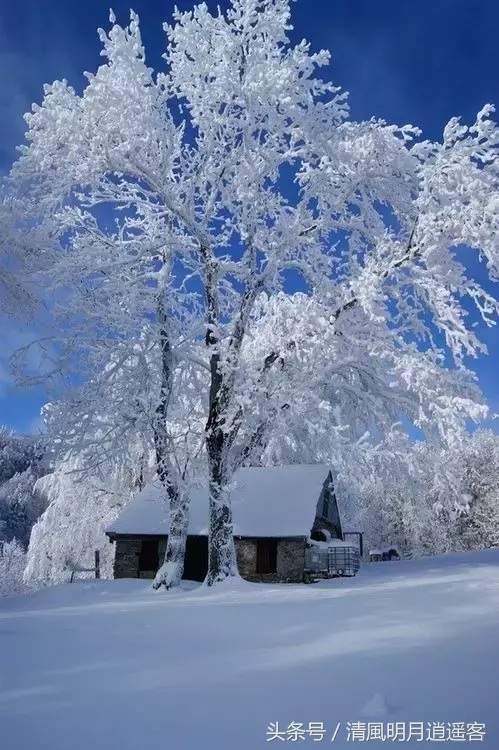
top-left (1, 550), bottom-right (499, 749)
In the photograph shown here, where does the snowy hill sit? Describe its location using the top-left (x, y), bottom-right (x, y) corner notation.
top-left (1, 550), bottom-right (499, 748)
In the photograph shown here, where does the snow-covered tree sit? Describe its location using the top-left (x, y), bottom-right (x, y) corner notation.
top-left (346, 428), bottom-right (498, 559)
top-left (25, 445), bottom-right (151, 586)
top-left (455, 430), bottom-right (499, 550)
top-left (11, 0), bottom-right (499, 586)
top-left (0, 428), bottom-right (47, 595)
top-left (347, 438), bottom-right (457, 558)
top-left (36, 332), bottom-right (208, 589)
top-left (0, 182), bottom-right (55, 319)
top-left (236, 293), bottom-right (487, 470)
top-left (0, 539), bottom-right (28, 596)
top-left (0, 466), bottom-right (48, 548)
top-left (0, 427), bottom-right (48, 548)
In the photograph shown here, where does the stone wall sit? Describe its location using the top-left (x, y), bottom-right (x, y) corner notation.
top-left (277, 539), bottom-right (306, 582)
top-left (113, 535), bottom-right (306, 583)
top-left (113, 537), bottom-right (167, 579)
top-left (235, 539), bottom-right (257, 579)
top-left (235, 538), bottom-right (306, 583)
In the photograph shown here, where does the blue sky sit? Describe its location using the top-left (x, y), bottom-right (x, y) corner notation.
top-left (1, 0), bottom-right (498, 433)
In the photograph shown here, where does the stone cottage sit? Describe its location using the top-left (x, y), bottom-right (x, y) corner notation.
top-left (105, 464), bottom-right (346, 583)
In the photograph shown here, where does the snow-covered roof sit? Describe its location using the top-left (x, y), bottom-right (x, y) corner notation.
top-left (106, 464), bottom-right (332, 538)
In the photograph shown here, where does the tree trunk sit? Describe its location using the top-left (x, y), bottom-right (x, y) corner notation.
top-left (152, 293), bottom-right (189, 590)
top-left (204, 346), bottom-right (238, 585)
top-left (153, 484), bottom-right (189, 589)
top-left (201, 244), bottom-right (256, 585)
top-left (205, 448), bottom-right (238, 586)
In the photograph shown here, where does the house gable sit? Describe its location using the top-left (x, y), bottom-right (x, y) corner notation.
top-left (311, 471), bottom-right (343, 539)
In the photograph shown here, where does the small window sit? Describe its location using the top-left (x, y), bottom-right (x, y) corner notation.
top-left (256, 539), bottom-right (278, 574)
top-left (139, 539), bottom-right (159, 571)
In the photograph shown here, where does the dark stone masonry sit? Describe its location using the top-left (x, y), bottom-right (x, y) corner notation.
top-left (113, 536), bottom-right (307, 583)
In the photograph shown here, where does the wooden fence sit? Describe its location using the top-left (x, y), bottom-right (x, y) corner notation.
top-left (70, 550), bottom-right (101, 582)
